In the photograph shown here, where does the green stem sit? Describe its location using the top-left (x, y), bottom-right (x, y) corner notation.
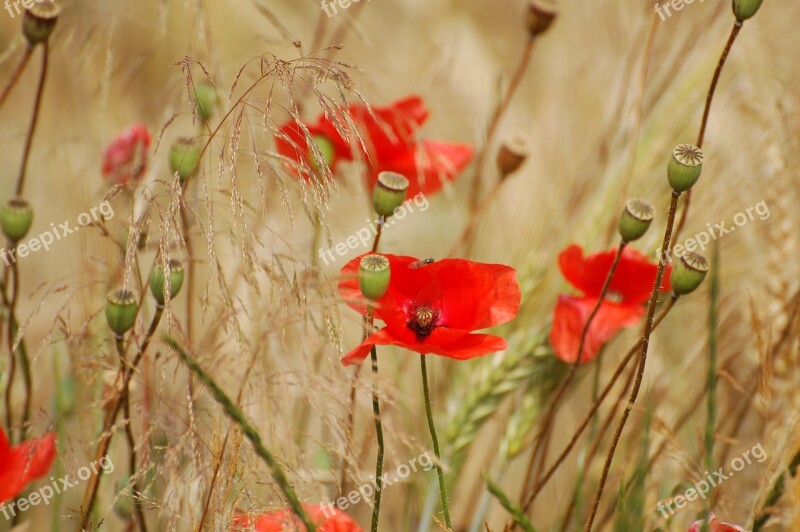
top-left (421, 355), bottom-right (452, 529)
top-left (483, 472), bottom-right (536, 532)
top-left (370, 345), bottom-right (384, 532)
top-left (164, 337), bottom-right (316, 532)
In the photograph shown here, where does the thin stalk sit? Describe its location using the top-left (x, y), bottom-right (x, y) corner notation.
top-left (15, 42), bottom-right (49, 197)
top-left (703, 242), bottom-right (720, 526)
top-left (467, 37), bottom-right (536, 213)
top-left (421, 355), bottom-right (451, 529)
top-left (673, 23), bottom-right (741, 244)
top-left (0, 47), bottom-right (33, 110)
top-left (164, 337), bottom-right (316, 532)
top-left (584, 192), bottom-right (680, 531)
top-left (78, 307), bottom-right (163, 531)
top-left (523, 296), bottom-right (677, 509)
top-left (520, 241), bottom-right (627, 513)
top-left (370, 343), bottom-right (384, 532)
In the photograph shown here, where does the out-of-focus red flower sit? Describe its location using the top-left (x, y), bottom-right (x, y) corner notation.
top-left (549, 245), bottom-right (671, 364)
top-left (338, 254), bottom-right (520, 366)
top-left (232, 504), bottom-right (363, 531)
top-left (0, 429), bottom-right (57, 503)
top-left (688, 514), bottom-right (746, 532)
top-left (275, 96), bottom-right (473, 196)
top-left (101, 124), bottom-right (152, 186)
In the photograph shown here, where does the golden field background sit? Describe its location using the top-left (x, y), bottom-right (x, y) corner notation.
top-left (0, 0), bottom-right (799, 530)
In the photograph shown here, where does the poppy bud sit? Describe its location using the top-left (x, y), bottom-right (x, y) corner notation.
top-left (308, 134), bottom-right (336, 174)
top-left (169, 138), bottom-right (202, 183)
top-left (149, 259), bottom-right (185, 306)
top-left (372, 171), bottom-right (409, 217)
top-left (23, 1), bottom-right (59, 46)
top-left (496, 134), bottom-right (529, 179)
top-left (667, 144), bottom-right (703, 193)
top-left (358, 254), bottom-right (390, 301)
top-left (526, 1), bottom-right (557, 38)
top-left (193, 82), bottom-right (218, 124)
top-left (618, 198), bottom-right (655, 242)
top-left (671, 251), bottom-right (709, 295)
top-left (105, 289), bottom-right (138, 336)
top-left (1, 198), bottom-right (34, 242)
top-left (732, 0), bottom-right (763, 21)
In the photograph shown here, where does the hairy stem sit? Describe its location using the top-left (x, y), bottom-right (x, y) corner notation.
top-left (421, 355), bottom-right (452, 529)
top-left (370, 343), bottom-right (384, 532)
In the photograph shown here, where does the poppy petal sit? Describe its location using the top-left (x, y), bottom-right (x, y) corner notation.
top-left (549, 295), bottom-right (643, 364)
top-left (371, 140), bottom-right (474, 197)
top-left (0, 431), bottom-right (56, 503)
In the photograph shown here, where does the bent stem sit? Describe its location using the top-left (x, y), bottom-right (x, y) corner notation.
top-left (0, 46), bottom-right (32, 110)
top-left (165, 337), bottom-right (316, 532)
top-left (15, 42), bottom-right (49, 197)
top-left (522, 296), bottom-right (678, 510)
top-left (421, 355), bottom-right (452, 529)
top-left (673, 23), bottom-right (741, 244)
top-left (519, 241), bottom-right (627, 514)
top-left (370, 342), bottom-right (384, 532)
top-left (584, 192), bottom-right (681, 531)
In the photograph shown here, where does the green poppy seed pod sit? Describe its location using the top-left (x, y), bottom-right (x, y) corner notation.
top-left (308, 134), bottom-right (336, 174)
top-left (496, 134), bottom-right (529, 180)
top-left (732, 0), bottom-right (763, 21)
top-left (667, 144), bottom-right (704, 193)
top-left (671, 251), bottom-right (709, 295)
top-left (105, 289), bottom-right (138, 336)
top-left (54, 375), bottom-right (76, 417)
top-left (1, 198), bottom-right (34, 242)
top-left (149, 259), bottom-right (185, 306)
top-left (618, 198), bottom-right (655, 242)
top-left (193, 82), bottom-right (218, 124)
top-left (372, 171), bottom-right (409, 217)
top-left (358, 254), bottom-right (391, 301)
top-left (169, 138), bottom-right (202, 183)
top-left (23, 1), bottom-right (59, 46)
top-left (526, 1), bottom-right (557, 38)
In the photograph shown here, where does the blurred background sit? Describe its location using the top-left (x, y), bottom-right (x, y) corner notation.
top-left (0, 0), bottom-right (798, 530)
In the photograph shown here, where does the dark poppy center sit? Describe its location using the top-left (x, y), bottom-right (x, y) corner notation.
top-left (407, 304), bottom-right (441, 341)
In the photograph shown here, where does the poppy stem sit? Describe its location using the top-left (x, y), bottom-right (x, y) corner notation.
top-left (519, 242), bottom-right (627, 514)
top-left (672, 22), bottom-right (741, 246)
top-left (370, 344), bottom-right (384, 532)
top-left (584, 191), bottom-right (680, 531)
top-left (165, 337), bottom-right (317, 532)
top-left (521, 295), bottom-right (678, 513)
top-left (420, 354), bottom-right (452, 529)
top-left (0, 46), bottom-right (33, 111)
top-left (15, 41), bottom-right (48, 197)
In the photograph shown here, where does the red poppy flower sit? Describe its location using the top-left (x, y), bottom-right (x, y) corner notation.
top-left (101, 123), bottom-right (152, 186)
top-left (338, 254), bottom-right (520, 366)
top-left (275, 96), bottom-right (473, 196)
top-left (549, 245), bottom-right (671, 364)
top-left (232, 504), bottom-right (363, 531)
top-left (0, 429), bottom-right (57, 503)
top-left (274, 116), bottom-right (353, 178)
top-left (688, 514), bottom-right (746, 532)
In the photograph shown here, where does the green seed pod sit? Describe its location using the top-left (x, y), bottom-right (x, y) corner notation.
top-left (671, 251), bottom-right (709, 295)
top-left (372, 171), bottom-right (409, 217)
top-left (526, 1), bottom-right (557, 38)
top-left (23, 1), bottom-right (59, 46)
top-left (193, 82), bottom-right (218, 124)
top-left (308, 135), bottom-right (336, 174)
top-left (618, 198), bottom-right (655, 242)
top-left (54, 374), bottom-right (76, 417)
top-left (667, 144), bottom-right (703, 193)
top-left (1, 198), bottom-right (34, 242)
top-left (105, 289), bottom-right (138, 336)
top-left (169, 138), bottom-right (202, 183)
top-left (732, 0), bottom-right (763, 21)
top-left (149, 259), bottom-right (185, 306)
top-left (496, 134), bottom-right (529, 180)
top-left (358, 254), bottom-right (391, 301)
